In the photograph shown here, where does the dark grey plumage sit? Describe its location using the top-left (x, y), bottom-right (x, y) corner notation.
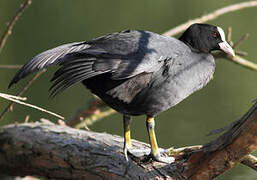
top-left (9, 24), bottom-right (235, 163)
top-left (9, 29), bottom-right (215, 116)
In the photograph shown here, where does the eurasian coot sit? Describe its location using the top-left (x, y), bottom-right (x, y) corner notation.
top-left (9, 23), bottom-right (235, 163)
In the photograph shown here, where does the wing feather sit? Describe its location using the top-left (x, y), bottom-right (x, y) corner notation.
top-left (9, 30), bottom-right (183, 101)
top-left (8, 42), bottom-right (90, 88)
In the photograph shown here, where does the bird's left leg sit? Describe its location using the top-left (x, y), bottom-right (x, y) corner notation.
top-left (146, 116), bottom-right (174, 163)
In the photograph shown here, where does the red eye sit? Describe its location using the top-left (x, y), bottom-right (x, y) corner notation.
top-left (212, 32), bottom-right (217, 38)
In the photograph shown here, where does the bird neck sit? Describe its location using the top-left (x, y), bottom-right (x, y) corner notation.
top-left (179, 32), bottom-right (210, 54)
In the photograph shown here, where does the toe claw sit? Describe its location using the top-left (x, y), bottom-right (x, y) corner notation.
top-left (123, 146), bottom-right (129, 161)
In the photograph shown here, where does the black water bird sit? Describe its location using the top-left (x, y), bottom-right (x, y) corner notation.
top-left (9, 23), bottom-right (235, 163)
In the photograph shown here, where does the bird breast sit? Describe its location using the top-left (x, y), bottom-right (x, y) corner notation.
top-left (131, 52), bottom-right (215, 116)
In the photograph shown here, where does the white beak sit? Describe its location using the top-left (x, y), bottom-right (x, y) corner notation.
top-left (219, 41), bottom-right (235, 57)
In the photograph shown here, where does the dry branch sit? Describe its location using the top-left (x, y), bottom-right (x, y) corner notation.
top-left (0, 101), bottom-right (256, 179)
top-left (65, 98), bottom-right (116, 128)
top-left (0, 92), bottom-right (64, 120)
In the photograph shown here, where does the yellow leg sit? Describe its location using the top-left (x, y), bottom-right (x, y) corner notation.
top-left (123, 115), bottom-right (174, 163)
top-left (123, 114), bottom-right (132, 161)
top-left (146, 116), bottom-right (174, 163)
top-left (146, 116), bottom-right (160, 158)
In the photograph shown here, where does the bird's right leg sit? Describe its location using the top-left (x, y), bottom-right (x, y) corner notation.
top-left (123, 114), bottom-right (132, 161)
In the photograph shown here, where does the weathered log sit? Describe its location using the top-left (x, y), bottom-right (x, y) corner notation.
top-left (0, 122), bottom-right (174, 179)
top-left (0, 101), bottom-right (256, 179)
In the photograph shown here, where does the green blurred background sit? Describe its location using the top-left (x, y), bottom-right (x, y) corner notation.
top-left (0, 0), bottom-right (256, 179)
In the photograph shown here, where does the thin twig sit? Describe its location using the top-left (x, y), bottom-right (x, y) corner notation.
top-left (213, 28), bottom-right (256, 70)
top-left (0, 93), bottom-right (64, 120)
top-left (163, 1), bottom-right (257, 37)
top-left (233, 33), bottom-right (250, 49)
top-left (0, 70), bottom-right (46, 121)
top-left (0, 0), bottom-right (32, 53)
top-left (227, 27), bottom-right (233, 46)
top-left (0, 93), bottom-right (27, 101)
top-left (25, 115), bottom-right (30, 123)
top-left (66, 98), bottom-right (106, 127)
top-left (235, 50), bottom-right (248, 57)
top-left (227, 27), bottom-right (232, 42)
top-left (227, 55), bottom-right (257, 71)
top-left (74, 108), bottom-right (116, 129)
top-left (213, 52), bottom-right (257, 71)
top-left (0, 65), bottom-right (22, 69)
top-left (15, 70), bottom-right (46, 99)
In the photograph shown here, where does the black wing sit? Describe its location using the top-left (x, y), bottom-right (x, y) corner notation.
top-left (9, 30), bottom-right (180, 99)
top-left (8, 42), bottom-right (89, 88)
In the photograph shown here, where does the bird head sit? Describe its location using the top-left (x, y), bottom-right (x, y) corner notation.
top-left (179, 23), bottom-right (235, 56)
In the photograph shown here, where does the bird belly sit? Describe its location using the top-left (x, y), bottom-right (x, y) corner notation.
top-left (83, 54), bottom-right (215, 117)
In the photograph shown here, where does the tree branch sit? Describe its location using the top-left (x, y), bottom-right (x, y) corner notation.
top-left (215, 53), bottom-right (257, 71)
top-left (0, 101), bottom-right (256, 179)
top-left (0, 92), bottom-right (64, 120)
top-left (65, 98), bottom-right (115, 128)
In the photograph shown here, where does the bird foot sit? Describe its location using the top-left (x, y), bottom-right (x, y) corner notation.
top-left (124, 147), bottom-right (150, 161)
top-left (124, 147), bottom-right (174, 164)
top-left (151, 154), bottom-right (175, 164)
